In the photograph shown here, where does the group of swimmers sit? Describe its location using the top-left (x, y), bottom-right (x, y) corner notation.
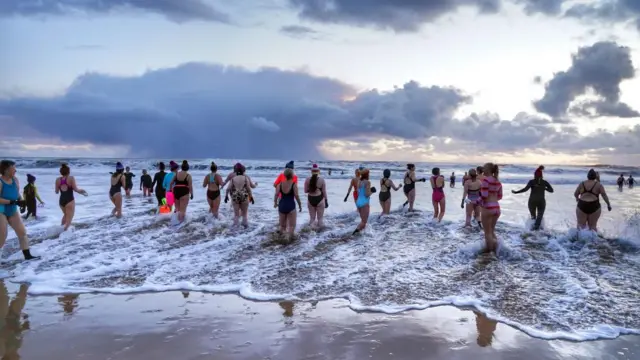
top-left (617, 173), bottom-right (635, 189)
top-left (0, 159), bottom-right (619, 260)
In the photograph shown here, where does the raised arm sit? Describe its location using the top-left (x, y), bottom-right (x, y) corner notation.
top-left (34, 186), bottom-right (44, 203)
top-left (512, 180), bottom-right (532, 194)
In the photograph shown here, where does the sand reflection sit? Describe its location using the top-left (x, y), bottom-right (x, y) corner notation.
top-left (0, 281), bottom-right (30, 360)
top-left (474, 311), bottom-right (497, 347)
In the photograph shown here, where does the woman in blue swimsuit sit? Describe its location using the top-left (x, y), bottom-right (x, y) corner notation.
top-left (0, 160), bottom-right (39, 260)
top-left (353, 168), bottom-right (376, 235)
top-left (55, 163), bottom-right (88, 231)
top-left (274, 168), bottom-right (302, 243)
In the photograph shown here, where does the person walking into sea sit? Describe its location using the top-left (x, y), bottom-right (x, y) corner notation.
top-left (344, 167), bottom-right (362, 206)
top-left (0, 160), bottom-right (39, 260)
top-left (227, 163), bottom-right (254, 227)
top-left (480, 162), bottom-right (502, 252)
top-left (629, 175), bottom-right (635, 187)
top-left (402, 164), bottom-right (426, 211)
top-left (379, 169), bottom-right (401, 215)
top-left (170, 161), bottom-right (193, 224)
top-left (151, 162), bottom-right (167, 207)
top-left (124, 166), bottom-right (135, 197)
top-left (140, 169), bottom-right (153, 197)
top-left (275, 168), bottom-right (302, 242)
top-left (304, 164), bottom-right (327, 228)
top-left (617, 173), bottom-right (626, 190)
top-left (450, 172), bottom-right (456, 188)
top-left (461, 168), bottom-right (482, 228)
top-left (55, 163), bottom-right (88, 231)
top-left (574, 169), bottom-right (612, 232)
top-left (353, 168), bottom-right (376, 234)
top-left (430, 168), bottom-right (446, 222)
top-left (511, 165), bottom-right (554, 231)
top-left (109, 162), bottom-right (127, 218)
top-left (21, 174), bottom-right (44, 220)
top-left (203, 162), bottom-right (223, 218)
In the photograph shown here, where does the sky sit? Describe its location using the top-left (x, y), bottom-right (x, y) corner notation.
top-left (1, 0), bottom-right (640, 165)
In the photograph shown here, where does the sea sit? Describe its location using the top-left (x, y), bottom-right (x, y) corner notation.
top-left (2, 158), bottom-right (639, 342)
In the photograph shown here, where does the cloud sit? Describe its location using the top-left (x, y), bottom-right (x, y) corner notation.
top-left (287, 0), bottom-right (501, 32)
top-left (279, 25), bottom-right (323, 39)
top-left (0, 63), bottom-right (470, 159)
top-left (533, 41), bottom-right (638, 120)
top-left (0, 0), bottom-right (230, 23)
top-left (564, 0), bottom-right (640, 29)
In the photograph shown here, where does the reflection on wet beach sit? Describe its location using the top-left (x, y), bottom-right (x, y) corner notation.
top-left (0, 281), bottom-right (29, 360)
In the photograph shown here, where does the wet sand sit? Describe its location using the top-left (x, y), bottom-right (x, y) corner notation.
top-left (0, 281), bottom-right (636, 360)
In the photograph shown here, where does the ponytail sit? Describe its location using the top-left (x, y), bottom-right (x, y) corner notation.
top-left (493, 164), bottom-right (499, 180)
top-left (309, 173), bottom-right (318, 192)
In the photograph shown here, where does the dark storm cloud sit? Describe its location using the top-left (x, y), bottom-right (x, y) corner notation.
top-left (0, 63), bottom-right (470, 159)
top-left (0, 0), bottom-right (230, 23)
top-left (533, 41), bottom-right (638, 120)
top-left (515, 0), bottom-right (567, 15)
top-left (287, 0), bottom-right (502, 32)
top-left (565, 0), bottom-right (640, 29)
top-left (280, 25), bottom-right (321, 39)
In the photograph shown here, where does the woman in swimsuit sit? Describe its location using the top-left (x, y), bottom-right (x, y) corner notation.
top-left (109, 162), bottom-right (127, 218)
top-left (275, 168), bottom-right (302, 242)
top-left (0, 160), bottom-right (38, 260)
top-left (430, 167), bottom-right (446, 222)
top-left (124, 166), bottom-right (135, 197)
top-left (202, 162), bottom-right (223, 218)
top-left (512, 166), bottom-right (554, 231)
top-left (353, 168), bottom-right (376, 235)
top-left (152, 162), bottom-right (167, 207)
top-left (227, 163), bottom-right (254, 227)
top-left (462, 168), bottom-right (482, 228)
top-left (304, 164), bottom-right (327, 229)
top-left (344, 168), bottom-right (361, 205)
top-left (574, 169), bottom-right (611, 232)
top-left (403, 164), bottom-right (426, 211)
top-left (480, 163), bottom-right (502, 252)
top-left (170, 160), bottom-right (193, 224)
top-left (449, 172), bottom-right (456, 188)
top-left (379, 169), bottom-right (401, 215)
top-left (55, 163), bottom-right (88, 231)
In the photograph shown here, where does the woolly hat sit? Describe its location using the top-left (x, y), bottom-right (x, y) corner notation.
top-left (285, 161), bottom-right (294, 169)
top-left (534, 165), bottom-right (544, 178)
top-left (311, 164), bottom-right (320, 173)
top-left (27, 174), bottom-right (36, 183)
top-left (116, 162), bottom-right (124, 170)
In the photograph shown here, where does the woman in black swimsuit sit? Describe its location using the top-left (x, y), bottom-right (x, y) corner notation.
top-left (55, 163), bottom-right (87, 231)
top-left (304, 164), bottom-right (327, 228)
top-left (574, 169), bottom-right (612, 232)
top-left (170, 160), bottom-right (193, 224)
top-left (124, 166), bottom-right (135, 197)
top-left (275, 168), bottom-right (302, 242)
top-left (379, 169), bottom-right (401, 215)
top-left (109, 162), bottom-right (127, 218)
top-left (202, 161), bottom-right (223, 218)
top-left (402, 164), bottom-right (426, 211)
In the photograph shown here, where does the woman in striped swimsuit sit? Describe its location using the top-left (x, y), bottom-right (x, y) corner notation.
top-left (462, 168), bottom-right (482, 228)
top-left (480, 163), bottom-right (502, 252)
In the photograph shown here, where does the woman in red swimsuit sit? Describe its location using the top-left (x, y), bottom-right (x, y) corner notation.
top-left (480, 162), bottom-right (502, 253)
top-left (430, 167), bottom-right (446, 222)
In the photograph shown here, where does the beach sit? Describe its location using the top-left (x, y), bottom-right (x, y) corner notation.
top-left (2, 279), bottom-right (637, 360)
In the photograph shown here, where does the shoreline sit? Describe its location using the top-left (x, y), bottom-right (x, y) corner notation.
top-left (1, 281), bottom-right (638, 360)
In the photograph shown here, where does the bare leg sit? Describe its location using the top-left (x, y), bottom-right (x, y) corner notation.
top-left (178, 196), bottom-right (189, 223)
top-left (316, 199), bottom-right (325, 228)
top-left (481, 209), bottom-right (495, 252)
top-left (232, 203), bottom-right (241, 226)
top-left (465, 203), bottom-right (473, 227)
top-left (240, 201), bottom-right (249, 227)
top-left (63, 201), bottom-right (75, 231)
top-left (491, 214), bottom-right (500, 245)
top-left (114, 194), bottom-right (123, 218)
top-left (207, 197), bottom-right (214, 215)
top-left (7, 213), bottom-right (29, 250)
top-left (287, 211), bottom-right (297, 241)
top-left (587, 208), bottom-right (602, 232)
top-left (212, 196), bottom-right (221, 219)
top-left (576, 207), bottom-right (588, 230)
top-left (356, 205), bottom-right (370, 231)
top-left (0, 215), bottom-right (8, 248)
top-left (408, 190), bottom-right (416, 211)
top-left (308, 202), bottom-right (317, 227)
top-left (278, 212), bottom-right (287, 233)
top-left (59, 205), bottom-right (66, 226)
top-left (438, 198), bottom-right (446, 222)
top-left (432, 200), bottom-right (439, 219)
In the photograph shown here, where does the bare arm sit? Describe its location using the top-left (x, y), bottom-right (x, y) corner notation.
top-left (304, 178), bottom-right (310, 194)
top-left (0, 181), bottom-right (7, 205)
top-left (322, 179), bottom-right (328, 201)
top-left (390, 179), bottom-right (401, 191)
top-left (365, 180), bottom-right (372, 197)
top-left (70, 176), bottom-right (85, 194)
top-left (247, 176), bottom-right (257, 188)
top-left (462, 181), bottom-right (468, 206)
top-left (55, 178), bottom-right (60, 194)
top-left (202, 174), bottom-right (209, 188)
top-left (120, 176), bottom-right (126, 188)
top-left (599, 184), bottom-right (611, 208)
top-left (574, 184), bottom-right (582, 201)
top-left (188, 175), bottom-right (193, 197)
top-left (294, 183), bottom-right (302, 211)
top-left (273, 183), bottom-right (280, 207)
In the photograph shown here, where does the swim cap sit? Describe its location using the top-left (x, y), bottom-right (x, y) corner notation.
top-left (285, 161), bottom-right (294, 169)
top-left (116, 162), bottom-right (124, 170)
top-left (407, 163), bottom-right (415, 169)
top-left (358, 165), bottom-right (366, 171)
top-left (27, 174), bottom-right (36, 183)
top-left (169, 161), bottom-right (179, 170)
top-left (234, 162), bottom-right (243, 172)
top-left (383, 169), bottom-right (391, 178)
top-left (311, 164), bottom-right (320, 173)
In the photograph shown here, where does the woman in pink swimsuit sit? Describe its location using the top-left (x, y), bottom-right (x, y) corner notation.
top-left (430, 167), bottom-right (446, 222)
top-left (480, 162), bottom-right (502, 252)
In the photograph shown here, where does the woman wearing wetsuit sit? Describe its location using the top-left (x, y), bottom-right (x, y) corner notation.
top-left (124, 166), bottom-right (135, 197)
top-left (0, 160), bottom-right (39, 260)
top-left (140, 170), bottom-right (153, 197)
top-left (55, 164), bottom-right (88, 231)
top-left (170, 160), bottom-right (193, 224)
top-left (512, 165), bottom-right (554, 231)
top-left (403, 164), bottom-right (426, 211)
top-left (574, 169), bottom-right (612, 232)
top-left (430, 168), bottom-right (446, 222)
top-left (227, 163), bottom-right (254, 227)
top-left (109, 162), bottom-right (127, 218)
top-left (462, 168), bottom-right (482, 228)
top-left (353, 168), bottom-right (376, 235)
top-left (344, 168), bottom-right (361, 206)
top-left (151, 162), bottom-right (167, 207)
top-left (275, 168), bottom-right (302, 242)
top-left (379, 169), bottom-right (401, 215)
top-left (450, 172), bottom-right (456, 188)
top-left (304, 164), bottom-right (327, 228)
top-left (480, 162), bottom-right (502, 252)
top-left (202, 162), bottom-right (223, 218)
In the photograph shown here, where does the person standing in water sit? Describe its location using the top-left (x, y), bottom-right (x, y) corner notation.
top-left (163, 161), bottom-right (179, 192)
top-left (124, 166), bottom-right (135, 197)
top-left (275, 168), bottom-right (302, 242)
top-left (140, 170), bottom-right (153, 197)
top-left (431, 167), bottom-right (446, 222)
top-left (170, 160), bottom-right (193, 224)
top-left (344, 168), bottom-right (362, 205)
top-left (462, 172), bottom-right (470, 184)
top-left (151, 162), bottom-right (167, 207)
top-left (227, 163), bottom-right (254, 227)
top-left (402, 164), bottom-right (426, 211)
top-left (304, 164), bottom-right (327, 229)
top-left (617, 173), bottom-right (626, 190)
top-left (0, 160), bottom-right (39, 260)
top-left (353, 168), bottom-right (376, 235)
top-left (629, 175), bottom-right (635, 187)
top-left (55, 163), bottom-right (88, 231)
top-left (461, 168), bottom-right (482, 228)
top-left (109, 162), bottom-right (127, 218)
top-left (511, 165), bottom-right (554, 231)
top-left (274, 161), bottom-right (297, 205)
top-left (22, 174), bottom-right (44, 220)
top-left (450, 172), bottom-right (456, 188)
top-left (574, 169), bottom-right (612, 232)
top-left (480, 162), bottom-right (502, 253)
top-left (202, 162), bottom-right (223, 218)
top-left (379, 169), bottom-right (401, 215)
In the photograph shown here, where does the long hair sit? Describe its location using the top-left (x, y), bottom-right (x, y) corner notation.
top-left (484, 162), bottom-right (499, 179)
top-left (0, 160), bottom-right (15, 177)
top-left (309, 173), bottom-right (319, 192)
top-left (60, 163), bottom-right (70, 176)
top-left (469, 168), bottom-right (477, 181)
top-left (210, 162), bottom-right (217, 173)
top-left (181, 160), bottom-right (189, 172)
top-left (360, 169), bottom-right (370, 181)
